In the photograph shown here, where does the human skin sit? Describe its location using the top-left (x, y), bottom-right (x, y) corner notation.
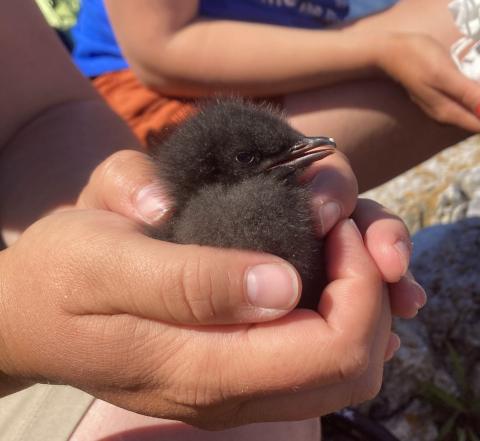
top-left (0, 0), bottom-right (140, 245)
top-left (0, 0), bottom-right (426, 435)
top-left (0, 147), bottom-right (425, 427)
top-left (0, 210), bottom-right (393, 426)
top-left (105, 0), bottom-right (480, 190)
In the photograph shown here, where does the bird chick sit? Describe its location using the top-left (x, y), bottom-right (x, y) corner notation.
top-left (149, 99), bottom-right (336, 309)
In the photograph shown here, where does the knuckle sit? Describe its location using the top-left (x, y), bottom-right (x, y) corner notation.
top-left (429, 65), bottom-right (443, 84)
top-left (162, 363), bottom-right (243, 430)
top-left (98, 150), bottom-right (141, 182)
top-left (431, 105), bottom-right (449, 123)
top-left (169, 248), bottom-right (218, 324)
top-left (361, 266), bottom-right (383, 284)
top-left (366, 373), bottom-right (383, 400)
top-left (187, 404), bottom-right (243, 431)
top-left (337, 344), bottom-right (370, 382)
top-left (351, 371), bottom-right (383, 405)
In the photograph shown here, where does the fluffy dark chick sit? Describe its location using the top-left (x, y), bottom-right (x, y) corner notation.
top-left (149, 98), bottom-right (335, 309)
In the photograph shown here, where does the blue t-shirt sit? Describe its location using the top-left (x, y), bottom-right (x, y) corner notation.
top-left (199, 0), bottom-right (350, 28)
top-left (72, 0), bottom-right (128, 77)
top-left (72, 0), bottom-right (396, 77)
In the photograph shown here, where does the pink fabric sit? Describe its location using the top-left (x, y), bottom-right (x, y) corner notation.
top-left (70, 399), bottom-right (321, 441)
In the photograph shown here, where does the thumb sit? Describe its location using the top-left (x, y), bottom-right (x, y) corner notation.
top-left (61, 214), bottom-right (301, 325)
top-left (77, 150), bottom-right (171, 225)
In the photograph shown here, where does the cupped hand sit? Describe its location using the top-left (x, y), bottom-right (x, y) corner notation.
top-left (377, 32), bottom-right (480, 132)
top-left (0, 148), bottom-right (422, 428)
top-left (0, 211), bottom-right (391, 429)
top-left (78, 149), bottom-right (425, 320)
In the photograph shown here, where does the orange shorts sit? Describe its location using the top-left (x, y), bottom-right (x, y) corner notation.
top-left (93, 69), bottom-right (283, 147)
top-left (93, 69), bottom-right (196, 147)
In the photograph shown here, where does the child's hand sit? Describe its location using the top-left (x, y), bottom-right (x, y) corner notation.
top-left (378, 33), bottom-right (480, 132)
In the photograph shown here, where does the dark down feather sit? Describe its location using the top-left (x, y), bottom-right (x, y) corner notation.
top-left (149, 98), bottom-right (336, 309)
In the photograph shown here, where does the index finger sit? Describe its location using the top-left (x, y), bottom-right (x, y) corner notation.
top-left (436, 65), bottom-right (480, 131)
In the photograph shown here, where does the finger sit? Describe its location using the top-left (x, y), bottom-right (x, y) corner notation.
top-left (430, 95), bottom-right (480, 133)
top-left (389, 271), bottom-right (427, 318)
top-left (436, 63), bottom-right (480, 120)
top-left (239, 327), bottom-right (397, 424)
top-left (320, 218), bottom-right (386, 341)
top-left (77, 150), bottom-right (171, 225)
top-left (384, 333), bottom-right (401, 362)
top-left (321, 217), bottom-right (390, 399)
top-left (301, 150), bottom-right (358, 236)
top-left (353, 198), bottom-right (412, 283)
top-left (416, 83), bottom-right (480, 132)
top-left (60, 211), bottom-right (301, 325)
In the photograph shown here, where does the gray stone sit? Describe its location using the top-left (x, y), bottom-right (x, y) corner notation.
top-left (365, 319), bottom-right (433, 418)
top-left (360, 167), bottom-right (480, 439)
top-left (383, 400), bottom-right (438, 441)
top-left (412, 218), bottom-right (480, 353)
top-left (434, 167), bottom-right (480, 225)
top-left (461, 166), bottom-right (480, 197)
top-left (362, 135), bottom-right (480, 233)
top-left (467, 197), bottom-right (480, 218)
top-left (473, 363), bottom-right (480, 398)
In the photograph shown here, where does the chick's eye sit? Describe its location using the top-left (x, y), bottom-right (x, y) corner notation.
top-left (235, 151), bottom-right (256, 164)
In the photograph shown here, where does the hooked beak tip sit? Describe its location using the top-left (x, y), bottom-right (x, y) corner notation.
top-left (265, 135), bottom-right (336, 178)
top-left (299, 136), bottom-right (337, 149)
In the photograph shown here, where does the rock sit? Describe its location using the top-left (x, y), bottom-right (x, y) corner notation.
top-left (359, 153), bottom-right (480, 440)
top-left (383, 400), bottom-right (438, 441)
top-left (361, 218), bottom-right (480, 440)
top-left (434, 166), bottom-right (480, 226)
top-left (473, 363), bottom-right (480, 398)
top-left (364, 319), bottom-right (433, 419)
top-left (362, 135), bottom-right (480, 233)
top-left (412, 218), bottom-right (480, 354)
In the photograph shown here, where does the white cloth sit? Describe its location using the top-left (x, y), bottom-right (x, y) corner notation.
top-left (449, 0), bottom-right (480, 80)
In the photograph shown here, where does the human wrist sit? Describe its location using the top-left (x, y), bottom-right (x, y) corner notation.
top-left (325, 30), bottom-right (387, 81)
top-left (371, 32), bottom-right (405, 77)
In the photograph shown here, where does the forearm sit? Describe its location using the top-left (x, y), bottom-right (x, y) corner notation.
top-left (148, 23), bottom-right (383, 96)
top-left (0, 0), bottom-right (141, 245)
top-left (106, 1), bottom-right (385, 97)
top-left (0, 99), bottom-right (140, 245)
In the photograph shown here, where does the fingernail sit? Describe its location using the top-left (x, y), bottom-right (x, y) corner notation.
top-left (316, 201), bottom-right (341, 235)
top-left (411, 280), bottom-right (427, 310)
top-left (475, 102), bottom-right (480, 118)
top-left (246, 263), bottom-right (299, 310)
top-left (385, 333), bottom-right (401, 361)
top-left (393, 240), bottom-right (412, 276)
top-left (135, 184), bottom-right (169, 224)
top-left (390, 333), bottom-right (401, 354)
top-left (346, 218), bottom-right (362, 239)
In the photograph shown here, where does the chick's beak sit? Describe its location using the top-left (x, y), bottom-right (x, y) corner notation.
top-left (265, 136), bottom-right (336, 177)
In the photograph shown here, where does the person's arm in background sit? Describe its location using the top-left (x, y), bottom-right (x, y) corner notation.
top-left (0, 0), bottom-right (141, 244)
top-left (105, 0), bottom-right (480, 132)
top-left (105, 0), bottom-right (381, 97)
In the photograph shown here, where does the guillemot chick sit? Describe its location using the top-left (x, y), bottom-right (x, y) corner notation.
top-left (149, 99), bottom-right (336, 309)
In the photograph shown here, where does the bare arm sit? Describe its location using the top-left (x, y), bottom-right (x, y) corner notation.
top-left (105, 0), bottom-right (384, 97)
top-left (0, 0), bottom-right (140, 242)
